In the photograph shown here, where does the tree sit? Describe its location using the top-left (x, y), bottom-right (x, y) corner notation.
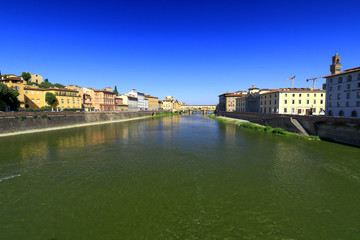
top-left (40, 82), bottom-right (53, 88)
top-left (21, 72), bottom-right (32, 82)
top-left (53, 83), bottom-right (64, 88)
top-left (114, 85), bottom-right (119, 96)
top-left (45, 78), bottom-right (48, 82)
top-left (0, 83), bottom-right (20, 111)
top-left (45, 92), bottom-right (57, 111)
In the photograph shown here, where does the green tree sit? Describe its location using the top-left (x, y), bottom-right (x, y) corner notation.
top-left (40, 82), bottom-right (53, 88)
top-left (45, 92), bottom-right (57, 111)
top-left (0, 83), bottom-right (20, 111)
top-left (114, 85), bottom-right (119, 96)
top-left (53, 83), bottom-right (64, 88)
top-left (21, 72), bottom-right (32, 82)
top-left (45, 78), bottom-right (48, 82)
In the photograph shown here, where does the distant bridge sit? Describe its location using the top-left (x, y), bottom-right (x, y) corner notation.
top-left (180, 105), bottom-right (216, 111)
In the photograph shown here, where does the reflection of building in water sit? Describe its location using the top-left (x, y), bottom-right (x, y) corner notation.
top-left (57, 134), bottom-right (86, 148)
top-left (20, 140), bottom-right (49, 165)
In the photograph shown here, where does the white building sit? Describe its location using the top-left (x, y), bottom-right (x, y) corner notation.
top-left (126, 89), bottom-right (146, 111)
top-left (323, 53), bottom-right (360, 118)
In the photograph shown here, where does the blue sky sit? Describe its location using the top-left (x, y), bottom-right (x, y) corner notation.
top-left (1, 0), bottom-right (360, 104)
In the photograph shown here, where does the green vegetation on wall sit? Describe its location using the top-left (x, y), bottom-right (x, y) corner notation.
top-left (208, 115), bottom-right (320, 140)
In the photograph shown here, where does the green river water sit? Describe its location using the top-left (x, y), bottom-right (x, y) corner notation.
top-left (1, 114), bottom-right (360, 239)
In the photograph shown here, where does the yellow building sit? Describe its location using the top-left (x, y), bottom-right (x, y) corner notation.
top-left (24, 86), bottom-right (82, 110)
top-left (0, 76), bottom-right (25, 108)
top-left (260, 88), bottom-right (326, 115)
top-left (162, 96), bottom-right (181, 112)
top-left (144, 94), bottom-right (160, 111)
top-left (30, 74), bottom-right (43, 84)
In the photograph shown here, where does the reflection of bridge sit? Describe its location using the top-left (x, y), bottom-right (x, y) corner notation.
top-left (180, 105), bottom-right (216, 111)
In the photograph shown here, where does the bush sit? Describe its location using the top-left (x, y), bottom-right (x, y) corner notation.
top-left (272, 128), bottom-right (287, 135)
top-left (33, 115), bottom-right (38, 119)
top-left (27, 107), bottom-right (34, 112)
top-left (19, 115), bottom-right (26, 121)
top-left (40, 114), bottom-right (48, 119)
top-left (41, 106), bottom-right (52, 111)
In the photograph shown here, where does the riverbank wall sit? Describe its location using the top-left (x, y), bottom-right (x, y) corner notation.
top-left (0, 111), bottom-right (161, 136)
top-left (219, 112), bottom-right (360, 147)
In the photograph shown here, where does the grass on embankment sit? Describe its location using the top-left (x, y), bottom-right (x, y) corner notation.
top-left (208, 115), bottom-right (320, 141)
top-left (150, 112), bottom-right (180, 118)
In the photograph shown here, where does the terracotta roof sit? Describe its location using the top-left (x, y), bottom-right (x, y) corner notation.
top-left (144, 94), bottom-right (158, 99)
top-left (94, 89), bottom-right (116, 94)
top-left (24, 86), bottom-right (79, 92)
top-left (0, 77), bottom-right (23, 81)
top-left (323, 67), bottom-right (360, 78)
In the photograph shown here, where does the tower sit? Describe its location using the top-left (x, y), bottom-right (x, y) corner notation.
top-left (330, 52), bottom-right (342, 74)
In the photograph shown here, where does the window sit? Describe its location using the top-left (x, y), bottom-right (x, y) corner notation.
top-left (346, 101), bottom-right (350, 107)
top-left (338, 77), bottom-right (343, 83)
top-left (264, 101), bottom-right (266, 105)
top-left (339, 110), bottom-right (344, 116)
top-left (337, 94), bottom-right (341, 100)
top-left (358, 82), bottom-right (360, 88)
top-left (269, 100), bottom-right (271, 104)
top-left (328, 110), bottom-right (333, 116)
top-left (307, 94), bottom-right (310, 97)
top-left (357, 101), bottom-right (360, 107)
top-left (330, 86), bottom-right (333, 91)
top-left (292, 94), bottom-right (295, 97)
top-left (307, 100), bottom-right (309, 104)
top-left (61, 99), bottom-right (64, 104)
top-left (67, 99), bottom-right (70, 104)
top-left (338, 85), bottom-right (341, 90)
top-left (299, 94), bottom-right (302, 97)
top-left (73, 100), bottom-right (75, 104)
top-left (329, 102), bottom-right (332, 107)
top-left (357, 92), bottom-right (360, 99)
top-left (25, 91), bottom-right (28, 94)
top-left (284, 100), bottom-right (287, 104)
top-left (284, 108), bottom-right (287, 113)
top-left (313, 100), bottom-right (316, 104)
top-left (347, 84), bottom-right (351, 89)
top-left (337, 102), bottom-right (340, 107)
top-left (347, 93), bottom-right (350, 99)
top-left (37, 99), bottom-right (40, 104)
top-left (285, 94), bottom-right (287, 97)
top-left (320, 94), bottom-right (323, 97)
top-left (260, 101), bottom-right (262, 105)
top-left (352, 111), bottom-right (358, 117)
top-left (275, 100), bottom-right (277, 104)
top-left (330, 78), bottom-right (333, 83)
top-left (329, 94), bottom-right (332, 100)
top-left (299, 100), bottom-right (301, 104)
top-left (358, 74), bottom-right (360, 80)
top-left (347, 75), bottom-right (352, 82)
top-left (269, 107), bottom-right (271, 113)
top-left (314, 94), bottom-right (317, 97)
top-left (320, 100), bottom-right (323, 104)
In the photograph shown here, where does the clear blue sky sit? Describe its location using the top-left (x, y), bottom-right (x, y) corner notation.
top-left (1, 0), bottom-right (360, 104)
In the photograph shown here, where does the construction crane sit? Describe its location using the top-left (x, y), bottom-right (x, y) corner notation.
top-left (306, 77), bottom-right (321, 89)
top-left (285, 76), bottom-right (296, 89)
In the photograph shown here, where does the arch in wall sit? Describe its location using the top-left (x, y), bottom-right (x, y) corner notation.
top-left (339, 110), bottom-right (344, 117)
top-left (351, 110), bottom-right (357, 118)
top-left (347, 75), bottom-right (352, 82)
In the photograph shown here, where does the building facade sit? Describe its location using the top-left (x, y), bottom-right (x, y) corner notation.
top-left (23, 86), bottom-right (82, 110)
top-left (144, 95), bottom-right (159, 111)
top-left (0, 76), bottom-right (25, 108)
top-left (93, 89), bottom-right (116, 111)
top-left (30, 74), bottom-right (43, 84)
top-left (162, 96), bottom-right (181, 112)
top-left (218, 91), bottom-right (247, 112)
top-left (115, 96), bottom-right (128, 111)
top-left (259, 88), bottom-right (325, 115)
top-left (323, 53), bottom-right (360, 117)
top-left (127, 96), bottom-right (138, 111)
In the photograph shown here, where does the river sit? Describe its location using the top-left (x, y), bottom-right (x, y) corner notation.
top-left (1, 114), bottom-right (360, 239)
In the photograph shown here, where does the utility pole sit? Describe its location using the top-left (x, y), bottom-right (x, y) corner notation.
top-left (285, 76), bottom-right (296, 89)
top-left (306, 77), bottom-right (320, 89)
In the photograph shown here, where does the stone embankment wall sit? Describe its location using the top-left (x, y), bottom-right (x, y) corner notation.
top-left (220, 112), bottom-right (360, 147)
top-left (0, 111), bottom-right (160, 135)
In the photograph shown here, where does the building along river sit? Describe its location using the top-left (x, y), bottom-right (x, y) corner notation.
top-left (1, 114), bottom-right (360, 239)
